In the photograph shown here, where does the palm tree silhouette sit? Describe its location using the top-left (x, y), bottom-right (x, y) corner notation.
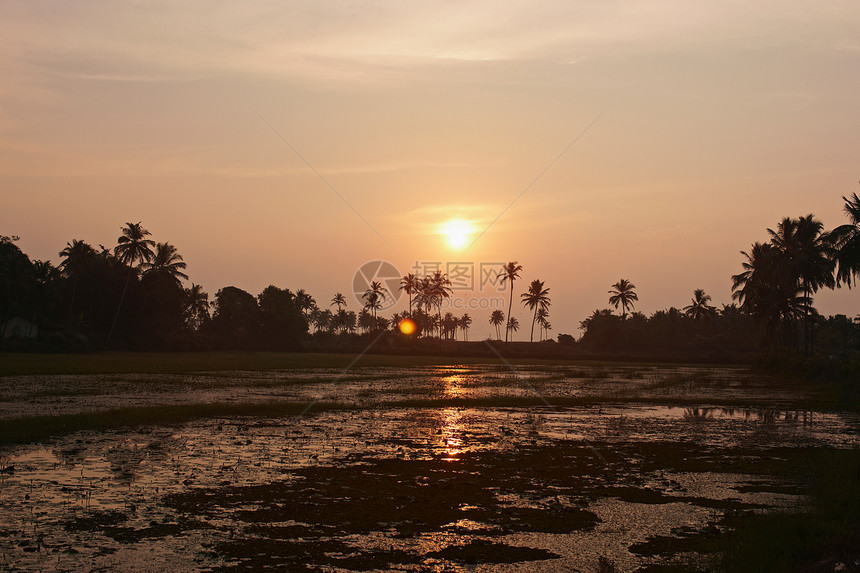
top-left (683, 289), bottom-right (716, 321)
top-left (314, 308), bottom-right (333, 333)
top-left (399, 273), bottom-right (418, 316)
top-left (489, 310), bottom-right (505, 340)
top-left (362, 280), bottom-right (388, 321)
top-left (295, 289), bottom-right (316, 324)
top-left (506, 317), bottom-right (519, 340)
top-left (59, 239), bottom-right (96, 319)
top-left (536, 307), bottom-right (550, 341)
top-left (426, 271), bottom-right (452, 339)
top-left (768, 215), bottom-right (834, 353)
top-left (358, 308), bottom-right (374, 333)
top-left (521, 279), bottom-right (551, 342)
top-left (498, 262), bottom-right (523, 342)
top-left (185, 283), bottom-right (209, 329)
top-left (114, 222), bottom-right (155, 267)
top-left (108, 222), bottom-right (155, 340)
top-left (459, 313), bottom-right (472, 341)
top-left (828, 192), bottom-right (860, 287)
top-left (732, 241), bottom-right (805, 344)
top-left (333, 308), bottom-right (350, 333)
top-left (330, 292), bottom-right (347, 311)
top-left (608, 279), bottom-right (638, 320)
top-left (141, 242), bottom-right (188, 283)
top-left (443, 312), bottom-right (457, 340)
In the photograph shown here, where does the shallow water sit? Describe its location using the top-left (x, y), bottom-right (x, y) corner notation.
top-left (0, 364), bottom-right (857, 572)
top-left (0, 364), bottom-right (809, 420)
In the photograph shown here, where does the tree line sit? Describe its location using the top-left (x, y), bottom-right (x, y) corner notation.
top-left (1, 193), bottom-right (857, 358)
top-left (0, 222), bottom-right (307, 351)
top-left (575, 193), bottom-right (860, 360)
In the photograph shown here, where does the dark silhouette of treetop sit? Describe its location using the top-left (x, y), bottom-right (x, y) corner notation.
top-left (608, 279), bottom-right (638, 320)
top-left (114, 222), bottom-right (155, 267)
top-left (684, 289), bottom-right (716, 321)
top-left (108, 222), bottom-right (156, 340)
top-left (489, 309), bottom-right (505, 340)
top-left (498, 261), bottom-right (523, 343)
top-left (330, 292), bottom-right (347, 310)
top-left (141, 242), bottom-right (188, 283)
top-left (521, 279), bottom-right (550, 342)
top-left (829, 192), bottom-right (860, 288)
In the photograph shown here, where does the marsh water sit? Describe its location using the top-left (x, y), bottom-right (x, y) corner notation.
top-left (0, 364), bottom-right (857, 571)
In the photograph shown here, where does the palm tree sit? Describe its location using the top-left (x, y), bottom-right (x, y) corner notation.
top-left (295, 289), bottom-right (316, 324)
top-left (443, 312), bottom-right (457, 340)
top-left (683, 289), bottom-right (716, 321)
top-left (506, 317), bottom-right (520, 340)
top-left (828, 192), bottom-right (860, 288)
top-left (498, 262), bottom-right (523, 343)
top-left (185, 283), bottom-right (209, 329)
top-left (770, 215), bottom-right (835, 294)
top-left (334, 308), bottom-right (350, 333)
top-left (489, 310), bottom-right (505, 340)
top-left (732, 241), bottom-right (806, 345)
top-left (608, 279), bottom-right (638, 320)
top-left (357, 308), bottom-right (374, 333)
top-left (540, 318), bottom-right (552, 341)
top-left (314, 308), bottom-right (333, 333)
top-left (330, 292), bottom-right (347, 311)
top-left (108, 222), bottom-right (156, 340)
top-left (536, 307), bottom-right (550, 341)
top-left (342, 310), bottom-right (357, 334)
top-left (768, 215), bottom-right (835, 353)
top-left (732, 243), bottom-right (775, 311)
top-left (459, 313), bottom-right (472, 341)
top-left (399, 273), bottom-right (418, 315)
top-left (59, 239), bottom-right (97, 318)
top-left (140, 242), bottom-right (188, 283)
top-left (114, 222), bottom-right (155, 267)
top-left (521, 279), bottom-right (551, 342)
top-left (362, 280), bottom-right (388, 320)
top-left (425, 271), bottom-right (452, 339)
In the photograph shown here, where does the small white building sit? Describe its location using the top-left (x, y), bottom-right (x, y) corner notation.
top-left (1, 316), bottom-right (38, 340)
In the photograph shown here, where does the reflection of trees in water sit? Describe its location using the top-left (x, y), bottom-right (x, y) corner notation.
top-left (683, 407), bottom-right (814, 425)
top-left (55, 445), bottom-right (90, 466)
top-left (683, 407), bottom-right (717, 419)
top-left (99, 436), bottom-right (173, 482)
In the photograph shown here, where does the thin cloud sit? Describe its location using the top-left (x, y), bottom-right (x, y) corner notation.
top-left (4, 1), bottom-right (858, 87)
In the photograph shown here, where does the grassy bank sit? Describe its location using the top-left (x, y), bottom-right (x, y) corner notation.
top-left (0, 351), bottom-right (525, 376)
top-left (0, 350), bottom-right (736, 377)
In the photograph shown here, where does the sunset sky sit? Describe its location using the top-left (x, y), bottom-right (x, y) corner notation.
top-left (1, 1), bottom-right (858, 338)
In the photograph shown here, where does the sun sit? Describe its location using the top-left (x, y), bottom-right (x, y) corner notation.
top-left (439, 219), bottom-right (475, 250)
top-left (398, 317), bottom-right (417, 335)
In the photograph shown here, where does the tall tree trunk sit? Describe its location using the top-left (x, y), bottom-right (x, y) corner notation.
top-left (107, 267), bottom-right (133, 342)
top-left (505, 282), bottom-right (514, 344)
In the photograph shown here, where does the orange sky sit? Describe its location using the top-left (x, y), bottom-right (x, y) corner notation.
top-left (1, 1), bottom-right (858, 339)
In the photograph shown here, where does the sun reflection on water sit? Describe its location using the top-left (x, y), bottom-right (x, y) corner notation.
top-left (437, 407), bottom-right (464, 461)
top-left (441, 375), bottom-right (466, 399)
